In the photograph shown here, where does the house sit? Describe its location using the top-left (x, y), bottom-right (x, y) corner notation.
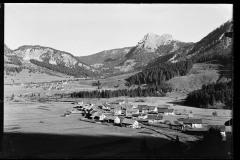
top-left (122, 118), bottom-right (140, 129)
top-left (137, 105), bottom-right (157, 113)
top-left (138, 119), bottom-right (148, 123)
top-left (164, 120), bottom-right (183, 130)
top-left (119, 101), bottom-right (126, 105)
top-left (147, 115), bottom-right (163, 123)
top-left (181, 118), bottom-right (203, 130)
top-left (116, 99), bottom-right (125, 105)
top-left (121, 103), bottom-right (133, 110)
top-left (114, 116), bottom-right (124, 125)
top-left (103, 103), bottom-right (112, 109)
top-left (99, 113), bottom-right (106, 121)
top-left (104, 115), bottom-right (115, 123)
top-left (126, 109), bottom-right (139, 116)
top-left (157, 108), bottom-right (174, 115)
top-left (90, 112), bottom-right (100, 119)
top-left (89, 110), bottom-right (97, 115)
top-left (148, 106), bottom-right (158, 112)
top-left (157, 104), bottom-right (170, 109)
top-left (137, 105), bottom-right (148, 113)
top-left (114, 108), bottom-right (122, 115)
top-left (138, 113), bottom-right (148, 119)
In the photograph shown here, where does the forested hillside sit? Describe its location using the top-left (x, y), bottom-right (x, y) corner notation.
top-left (184, 82), bottom-right (233, 109)
top-left (126, 60), bottom-right (193, 86)
top-left (30, 59), bottom-right (97, 77)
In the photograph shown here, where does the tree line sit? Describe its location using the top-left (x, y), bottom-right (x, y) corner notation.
top-left (191, 52), bottom-right (232, 64)
top-left (184, 82), bottom-right (233, 109)
top-left (5, 66), bottom-right (23, 74)
top-left (30, 59), bottom-right (96, 77)
top-left (70, 85), bottom-right (173, 98)
top-left (125, 60), bottom-right (193, 86)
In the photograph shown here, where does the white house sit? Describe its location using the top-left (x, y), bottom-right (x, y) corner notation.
top-left (114, 116), bottom-right (121, 124)
top-left (114, 108), bottom-right (122, 115)
top-left (99, 113), bottom-right (106, 121)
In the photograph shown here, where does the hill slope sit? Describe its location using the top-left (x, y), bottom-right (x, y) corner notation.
top-left (4, 45), bottom-right (96, 78)
top-left (126, 20), bottom-right (233, 94)
top-left (117, 33), bottom-right (193, 72)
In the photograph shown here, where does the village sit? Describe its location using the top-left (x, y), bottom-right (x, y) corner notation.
top-left (63, 99), bottom-right (232, 141)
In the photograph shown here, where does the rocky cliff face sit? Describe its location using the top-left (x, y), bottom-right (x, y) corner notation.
top-left (11, 45), bottom-right (92, 70)
top-left (136, 33), bottom-right (173, 52)
top-left (120, 33), bottom-right (193, 71)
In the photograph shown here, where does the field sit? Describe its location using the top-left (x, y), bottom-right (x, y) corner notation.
top-left (165, 63), bottom-right (229, 92)
top-left (3, 79), bottom-right (232, 158)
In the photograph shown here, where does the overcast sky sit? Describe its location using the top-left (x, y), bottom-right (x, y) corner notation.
top-left (5, 3), bottom-right (233, 56)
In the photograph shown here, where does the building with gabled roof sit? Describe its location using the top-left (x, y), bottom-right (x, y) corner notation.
top-left (138, 113), bottom-right (148, 119)
top-left (126, 108), bottom-right (139, 114)
top-left (180, 118), bottom-right (203, 130)
top-left (157, 104), bottom-right (170, 109)
top-left (147, 114), bottom-right (163, 123)
top-left (114, 107), bottom-right (122, 115)
top-left (157, 108), bottom-right (174, 115)
top-left (122, 118), bottom-right (140, 128)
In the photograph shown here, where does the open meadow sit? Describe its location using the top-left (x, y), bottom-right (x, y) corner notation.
top-left (3, 81), bottom-right (232, 158)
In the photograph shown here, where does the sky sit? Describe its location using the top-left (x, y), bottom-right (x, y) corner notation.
top-left (5, 3), bottom-right (233, 56)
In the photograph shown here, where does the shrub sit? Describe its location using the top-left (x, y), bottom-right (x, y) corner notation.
top-left (212, 111), bottom-right (218, 116)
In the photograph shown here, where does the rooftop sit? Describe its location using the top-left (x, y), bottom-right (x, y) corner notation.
top-left (122, 118), bottom-right (137, 125)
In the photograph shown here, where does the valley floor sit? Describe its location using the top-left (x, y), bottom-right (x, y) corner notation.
top-left (3, 83), bottom-right (232, 158)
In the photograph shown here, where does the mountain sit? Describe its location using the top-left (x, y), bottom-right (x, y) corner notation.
top-left (4, 45), bottom-right (95, 78)
top-left (146, 20), bottom-right (233, 69)
top-left (186, 19), bottom-right (233, 59)
top-left (126, 19), bottom-right (233, 94)
top-left (78, 47), bottom-right (132, 69)
top-left (116, 33), bottom-right (193, 72)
